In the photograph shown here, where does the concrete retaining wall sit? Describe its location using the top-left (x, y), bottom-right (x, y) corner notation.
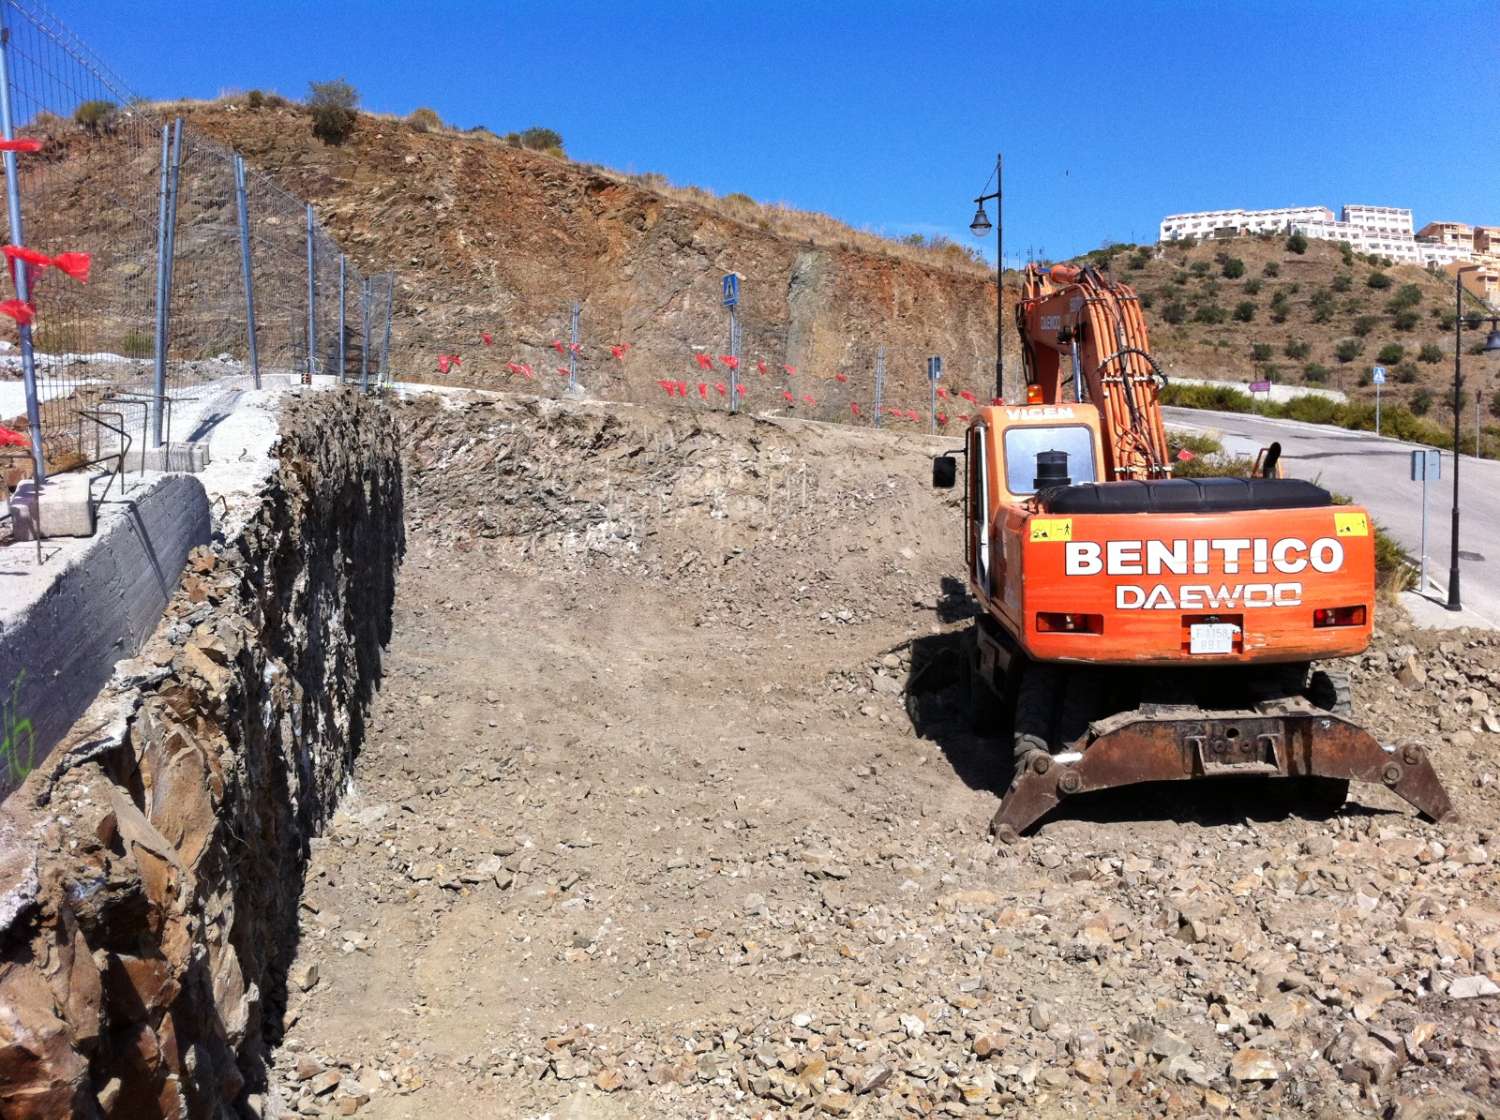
top-left (0, 389), bottom-right (404, 1119)
top-left (0, 474), bottom-right (213, 800)
top-left (1171, 375), bottom-right (1348, 405)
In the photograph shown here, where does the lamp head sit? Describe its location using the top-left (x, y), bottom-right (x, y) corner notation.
top-left (1484, 326), bottom-right (1500, 353)
top-left (969, 203), bottom-right (992, 236)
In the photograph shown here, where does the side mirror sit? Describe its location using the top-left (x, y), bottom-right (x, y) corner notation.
top-left (932, 455), bottom-right (957, 489)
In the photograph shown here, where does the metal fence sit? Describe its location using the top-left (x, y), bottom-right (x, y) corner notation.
top-left (0, 0), bottom-right (395, 494)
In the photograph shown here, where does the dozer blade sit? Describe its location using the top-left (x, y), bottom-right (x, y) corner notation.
top-left (990, 700), bottom-right (1456, 843)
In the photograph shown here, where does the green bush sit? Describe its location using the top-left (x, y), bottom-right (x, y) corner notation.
top-left (1491, 389), bottom-right (1500, 418)
top-left (1394, 362), bottom-right (1419, 384)
top-left (1243, 278), bottom-right (1262, 296)
top-left (1233, 300), bottom-right (1256, 322)
top-left (1190, 260), bottom-right (1211, 275)
top-left (246, 89), bottom-right (265, 109)
top-left (1128, 250), bottom-right (1151, 270)
top-left (1283, 395), bottom-right (1341, 425)
top-left (1376, 342), bottom-right (1405, 364)
top-left (1251, 342), bottom-right (1273, 361)
top-left (74, 99), bottom-right (116, 134)
top-left (1303, 363), bottom-right (1330, 383)
top-left (1352, 315), bottom-right (1377, 337)
top-left (1138, 291), bottom-right (1154, 309)
top-left (1193, 303), bottom-right (1226, 324)
top-left (1287, 232), bottom-right (1308, 254)
top-left (120, 328), bottom-right (151, 358)
top-left (1309, 288), bottom-right (1335, 323)
top-left (1334, 338), bottom-right (1363, 363)
top-left (1419, 342), bottom-right (1444, 363)
top-left (1221, 257), bottom-right (1246, 279)
top-left (1366, 271), bottom-right (1392, 290)
top-left (1261, 261), bottom-right (1280, 278)
top-left (1389, 283), bottom-right (1422, 310)
top-left (408, 106), bottom-right (443, 131)
top-left (1331, 272), bottom-right (1352, 292)
top-left (1284, 339), bottom-right (1310, 359)
top-left (1411, 388), bottom-right (1433, 416)
top-left (1392, 309), bottom-right (1419, 331)
top-left (518, 126), bottom-right (565, 153)
top-left (1161, 301), bottom-right (1187, 324)
top-left (308, 78), bottom-right (359, 144)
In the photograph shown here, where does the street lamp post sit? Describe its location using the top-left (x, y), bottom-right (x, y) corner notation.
top-left (1447, 264), bottom-right (1500, 611)
top-left (969, 153), bottom-right (1003, 401)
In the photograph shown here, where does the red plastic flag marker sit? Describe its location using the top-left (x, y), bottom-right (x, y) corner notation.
top-left (801, 394), bottom-right (814, 405)
top-left (610, 343), bottom-right (628, 360)
top-left (835, 372), bottom-right (847, 383)
top-left (557, 366), bottom-right (570, 377)
top-left (719, 355), bottom-right (739, 370)
top-left (696, 382), bottom-right (708, 399)
top-left (783, 390), bottom-right (794, 402)
top-left (991, 397), bottom-right (1004, 405)
top-left (482, 332), bottom-right (493, 346)
top-left (551, 340), bottom-right (565, 354)
top-left (906, 409), bottom-right (919, 421)
top-left (50, 252), bottom-right (90, 283)
top-left (0, 138), bottom-right (42, 153)
top-left (657, 379), bottom-right (674, 394)
top-left (0, 425), bottom-right (27, 447)
top-left (959, 390), bottom-right (976, 404)
top-left (437, 355), bottom-right (452, 374)
top-left (850, 402), bottom-right (860, 416)
top-left (735, 383), bottom-right (746, 396)
top-left (959, 413), bottom-right (970, 422)
top-left (783, 364), bottom-right (797, 376)
top-left (936, 387), bottom-right (948, 399)
top-left (937, 413), bottom-right (948, 425)
top-left (756, 359), bottom-right (767, 375)
top-left (675, 380), bottom-right (689, 396)
top-left (695, 353), bottom-right (715, 370)
top-left (1176, 448), bottom-right (1197, 462)
top-left (521, 363), bottom-right (534, 378)
top-left (714, 382), bottom-right (726, 396)
top-left (0, 298), bottom-right (34, 325)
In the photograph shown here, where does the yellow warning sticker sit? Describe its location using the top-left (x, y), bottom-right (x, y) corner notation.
top-left (1334, 511), bottom-right (1369, 537)
top-left (1030, 517), bottom-right (1073, 543)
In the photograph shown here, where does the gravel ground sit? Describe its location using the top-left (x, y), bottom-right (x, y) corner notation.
top-left (260, 394), bottom-right (1500, 1119)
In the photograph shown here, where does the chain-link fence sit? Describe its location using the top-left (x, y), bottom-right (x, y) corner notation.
top-left (0, 0), bottom-right (395, 496)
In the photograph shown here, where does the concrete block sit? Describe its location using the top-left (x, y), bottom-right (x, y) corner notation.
top-left (141, 442), bottom-right (211, 473)
top-left (8, 472), bottom-right (97, 540)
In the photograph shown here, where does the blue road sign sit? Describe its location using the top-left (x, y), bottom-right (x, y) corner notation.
top-left (722, 273), bottom-right (738, 307)
top-left (927, 356), bottom-right (943, 381)
top-left (1372, 365), bottom-right (1386, 385)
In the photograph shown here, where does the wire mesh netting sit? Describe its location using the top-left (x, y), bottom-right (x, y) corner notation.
top-left (0, 0), bottom-right (396, 486)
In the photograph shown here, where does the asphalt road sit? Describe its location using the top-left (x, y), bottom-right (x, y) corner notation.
top-left (1165, 406), bottom-right (1500, 626)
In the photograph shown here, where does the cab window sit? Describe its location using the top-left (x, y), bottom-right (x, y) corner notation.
top-left (1003, 426), bottom-right (1097, 494)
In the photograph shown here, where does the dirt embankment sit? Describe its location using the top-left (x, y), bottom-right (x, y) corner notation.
top-left (265, 393), bottom-right (1500, 1120)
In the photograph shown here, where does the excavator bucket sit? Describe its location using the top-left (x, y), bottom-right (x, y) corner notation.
top-left (990, 700), bottom-right (1455, 842)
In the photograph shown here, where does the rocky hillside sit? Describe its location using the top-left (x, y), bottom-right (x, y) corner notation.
top-left (1081, 236), bottom-right (1500, 424)
top-left (172, 101), bottom-right (1017, 420)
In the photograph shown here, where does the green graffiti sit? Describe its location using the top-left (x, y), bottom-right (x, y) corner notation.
top-left (1, 669), bottom-right (36, 783)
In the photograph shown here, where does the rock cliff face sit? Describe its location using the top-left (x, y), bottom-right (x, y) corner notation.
top-left (0, 390), bottom-right (403, 1118)
top-left (175, 104), bottom-right (1020, 413)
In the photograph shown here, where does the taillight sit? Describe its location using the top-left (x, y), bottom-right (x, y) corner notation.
top-left (1313, 605), bottom-right (1366, 627)
top-left (1037, 612), bottom-right (1103, 634)
top-left (1026, 384), bottom-right (1044, 404)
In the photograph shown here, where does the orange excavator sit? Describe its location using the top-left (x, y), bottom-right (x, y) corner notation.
top-left (932, 262), bottom-right (1453, 838)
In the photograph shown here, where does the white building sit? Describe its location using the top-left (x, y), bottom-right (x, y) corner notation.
top-left (1160, 201), bottom-right (1489, 269)
top-left (1159, 206), bottom-right (1332, 242)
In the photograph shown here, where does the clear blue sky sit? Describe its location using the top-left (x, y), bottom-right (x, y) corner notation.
top-left (55, 0), bottom-right (1500, 266)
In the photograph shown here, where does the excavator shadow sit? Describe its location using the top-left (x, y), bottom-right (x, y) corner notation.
top-left (904, 622), bottom-right (1403, 833)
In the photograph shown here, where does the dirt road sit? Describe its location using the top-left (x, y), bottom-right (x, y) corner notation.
top-left (265, 394), bottom-right (1500, 1119)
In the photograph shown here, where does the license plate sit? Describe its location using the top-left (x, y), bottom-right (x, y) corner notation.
top-left (1189, 623), bottom-right (1238, 655)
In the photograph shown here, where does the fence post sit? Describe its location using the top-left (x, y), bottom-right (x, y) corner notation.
top-left (567, 300), bottom-right (580, 392)
top-left (303, 205), bottom-right (317, 384)
top-left (337, 255), bottom-right (347, 384)
top-left (378, 274), bottom-right (393, 385)
top-left (360, 276), bottom-right (371, 393)
top-left (0, 8), bottom-right (45, 486)
top-left (874, 345), bottom-right (885, 429)
top-left (728, 305), bottom-right (741, 414)
top-left (150, 119), bottom-right (182, 447)
top-left (232, 154), bottom-right (260, 389)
